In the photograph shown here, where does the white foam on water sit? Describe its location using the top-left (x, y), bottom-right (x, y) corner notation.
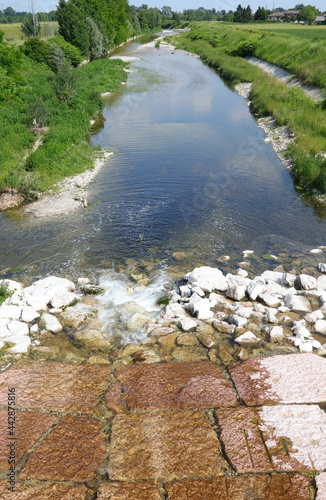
top-left (97, 268), bottom-right (167, 343)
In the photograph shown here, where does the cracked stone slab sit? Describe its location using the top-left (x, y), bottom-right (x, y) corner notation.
top-left (20, 415), bottom-right (106, 482)
top-left (97, 481), bottom-right (161, 499)
top-left (0, 481), bottom-right (88, 499)
top-left (230, 354), bottom-right (326, 405)
top-left (316, 473), bottom-right (326, 500)
top-left (114, 361), bottom-right (237, 410)
top-left (0, 409), bottom-right (57, 472)
top-left (0, 361), bottom-right (111, 414)
top-left (108, 410), bottom-right (225, 481)
top-left (216, 405), bottom-right (326, 473)
top-left (164, 474), bottom-right (310, 499)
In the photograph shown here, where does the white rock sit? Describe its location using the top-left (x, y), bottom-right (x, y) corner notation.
top-left (179, 285), bottom-right (192, 298)
top-left (282, 273), bottom-right (296, 287)
top-left (259, 293), bottom-right (281, 308)
top-left (0, 279), bottom-right (23, 293)
top-left (0, 340), bottom-right (4, 349)
top-left (304, 310), bottom-right (324, 324)
top-left (209, 293), bottom-right (231, 307)
top-left (184, 266), bottom-right (227, 293)
top-left (0, 305), bottom-right (22, 320)
top-left (40, 313), bottom-right (62, 333)
top-left (312, 340), bottom-right (322, 349)
top-left (269, 326), bottom-right (283, 342)
top-left (278, 306), bottom-right (289, 313)
top-left (292, 323), bottom-right (312, 338)
top-left (296, 274), bottom-right (316, 290)
top-left (7, 335), bottom-right (31, 354)
top-left (30, 324), bottom-right (39, 333)
top-left (49, 308), bottom-right (63, 314)
top-left (316, 346), bottom-right (326, 356)
top-left (191, 286), bottom-right (205, 297)
top-left (226, 285), bottom-right (246, 301)
top-left (33, 276), bottom-right (76, 292)
top-left (237, 268), bottom-right (248, 277)
top-left (315, 320), bottom-right (326, 334)
top-left (243, 250), bottom-right (254, 255)
top-left (299, 342), bottom-right (313, 353)
top-left (179, 317), bottom-right (197, 332)
top-left (247, 280), bottom-right (264, 301)
top-left (266, 309), bottom-right (278, 323)
top-left (192, 298), bottom-right (213, 320)
top-left (20, 306), bottom-right (39, 323)
top-left (284, 294), bottom-right (311, 312)
top-left (263, 282), bottom-right (287, 297)
top-left (235, 331), bottom-right (260, 346)
top-left (49, 290), bottom-right (79, 309)
top-left (229, 315), bottom-right (248, 327)
top-left (310, 248), bottom-right (322, 254)
top-left (319, 263), bottom-right (326, 273)
top-left (226, 274), bottom-right (250, 287)
top-left (9, 290), bottom-right (27, 307)
top-left (0, 326), bottom-right (10, 338)
top-left (317, 275), bottom-right (326, 291)
top-left (261, 270), bottom-right (283, 284)
top-left (164, 302), bottom-right (186, 318)
top-left (78, 277), bottom-right (91, 285)
top-left (233, 304), bottom-right (253, 318)
top-left (7, 321), bottom-right (29, 336)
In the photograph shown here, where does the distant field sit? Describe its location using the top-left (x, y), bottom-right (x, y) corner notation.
top-left (243, 23), bottom-right (326, 41)
top-left (0, 22), bottom-right (58, 42)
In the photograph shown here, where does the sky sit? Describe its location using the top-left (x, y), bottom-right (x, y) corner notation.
top-left (1, 0), bottom-right (325, 15)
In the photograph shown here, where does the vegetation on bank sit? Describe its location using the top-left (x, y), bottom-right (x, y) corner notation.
top-left (0, 30), bottom-right (128, 196)
top-left (173, 23), bottom-right (326, 194)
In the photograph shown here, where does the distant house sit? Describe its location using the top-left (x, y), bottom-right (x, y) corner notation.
top-left (267, 10), bottom-right (299, 21)
top-left (314, 15), bottom-right (325, 23)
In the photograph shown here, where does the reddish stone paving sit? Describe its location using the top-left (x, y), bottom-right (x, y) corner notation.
top-left (0, 356), bottom-right (323, 498)
top-left (230, 353), bottom-right (326, 406)
top-left (0, 360), bottom-right (111, 414)
top-left (113, 361), bottom-right (237, 410)
top-left (0, 481), bottom-right (88, 499)
top-left (108, 410), bottom-right (225, 481)
top-left (164, 475), bottom-right (311, 499)
top-left (97, 481), bottom-right (161, 499)
top-left (0, 409), bottom-right (57, 471)
top-left (20, 415), bottom-right (106, 482)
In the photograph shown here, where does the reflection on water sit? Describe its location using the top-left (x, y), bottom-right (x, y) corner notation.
top-left (1, 33), bottom-right (326, 286)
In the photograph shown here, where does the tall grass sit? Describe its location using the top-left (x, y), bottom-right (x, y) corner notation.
top-left (174, 26), bottom-right (326, 194)
top-left (0, 56), bottom-right (127, 193)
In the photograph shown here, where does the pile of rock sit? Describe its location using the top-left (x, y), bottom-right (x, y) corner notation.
top-left (0, 276), bottom-right (96, 356)
top-left (155, 265), bottom-right (326, 358)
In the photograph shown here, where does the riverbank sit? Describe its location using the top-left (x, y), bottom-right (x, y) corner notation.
top-left (172, 24), bottom-right (326, 196)
top-left (1, 257), bottom-right (326, 496)
top-left (0, 46), bottom-right (128, 211)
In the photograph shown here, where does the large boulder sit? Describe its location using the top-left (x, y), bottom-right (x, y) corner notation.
top-left (184, 267), bottom-right (227, 293)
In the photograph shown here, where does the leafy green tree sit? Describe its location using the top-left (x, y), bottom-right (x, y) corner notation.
top-left (3, 7), bottom-right (15, 17)
top-left (86, 17), bottom-right (103, 60)
top-left (21, 13), bottom-right (40, 37)
top-left (298, 5), bottom-right (319, 24)
top-left (132, 13), bottom-right (141, 32)
top-left (254, 6), bottom-right (267, 20)
top-left (53, 59), bottom-right (77, 103)
top-left (57, 0), bottom-right (90, 55)
top-left (48, 43), bottom-right (66, 73)
top-left (24, 37), bottom-right (50, 65)
top-left (48, 36), bottom-right (82, 66)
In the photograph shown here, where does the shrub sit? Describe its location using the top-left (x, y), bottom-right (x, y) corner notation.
top-left (0, 281), bottom-right (12, 306)
top-left (48, 36), bottom-right (82, 66)
top-left (231, 40), bottom-right (258, 57)
top-left (24, 37), bottom-right (50, 65)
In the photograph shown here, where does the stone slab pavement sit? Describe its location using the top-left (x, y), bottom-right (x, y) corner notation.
top-left (0, 355), bottom-right (325, 498)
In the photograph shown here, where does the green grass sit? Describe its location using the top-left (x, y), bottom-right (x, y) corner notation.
top-left (1, 22), bottom-right (59, 43)
top-left (0, 53), bottom-right (128, 193)
top-left (173, 24), bottom-right (326, 194)
top-left (243, 23), bottom-right (326, 41)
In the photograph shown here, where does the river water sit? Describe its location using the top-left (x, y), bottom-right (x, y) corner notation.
top-left (1, 33), bottom-right (326, 327)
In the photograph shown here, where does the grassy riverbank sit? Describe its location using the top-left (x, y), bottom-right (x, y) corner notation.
top-left (0, 46), bottom-right (127, 197)
top-left (172, 23), bottom-right (326, 194)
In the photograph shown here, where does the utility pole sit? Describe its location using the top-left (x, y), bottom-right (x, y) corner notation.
top-left (32, 0), bottom-right (37, 36)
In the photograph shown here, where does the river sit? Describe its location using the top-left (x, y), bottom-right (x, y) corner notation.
top-left (1, 33), bottom-right (326, 332)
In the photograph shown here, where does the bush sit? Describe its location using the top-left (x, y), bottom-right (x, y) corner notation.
top-left (231, 40), bottom-right (258, 57)
top-left (24, 37), bottom-right (50, 65)
top-left (48, 36), bottom-right (82, 66)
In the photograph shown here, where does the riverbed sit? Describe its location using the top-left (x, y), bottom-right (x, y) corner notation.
top-left (1, 33), bottom-right (326, 336)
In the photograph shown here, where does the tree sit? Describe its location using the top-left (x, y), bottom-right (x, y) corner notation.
top-left (254, 6), bottom-right (267, 20)
top-left (57, 0), bottom-right (90, 55)
top-left (21, 13), bottom-right (40, 37)
top-left (86, 17), bottom-right (103, 60)
top-left (161, 6), bottom-right (172, 17)
top-left (3, 7), bottom-right (15, 17)
top-left (298, 5), bottom-right (318, 24)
